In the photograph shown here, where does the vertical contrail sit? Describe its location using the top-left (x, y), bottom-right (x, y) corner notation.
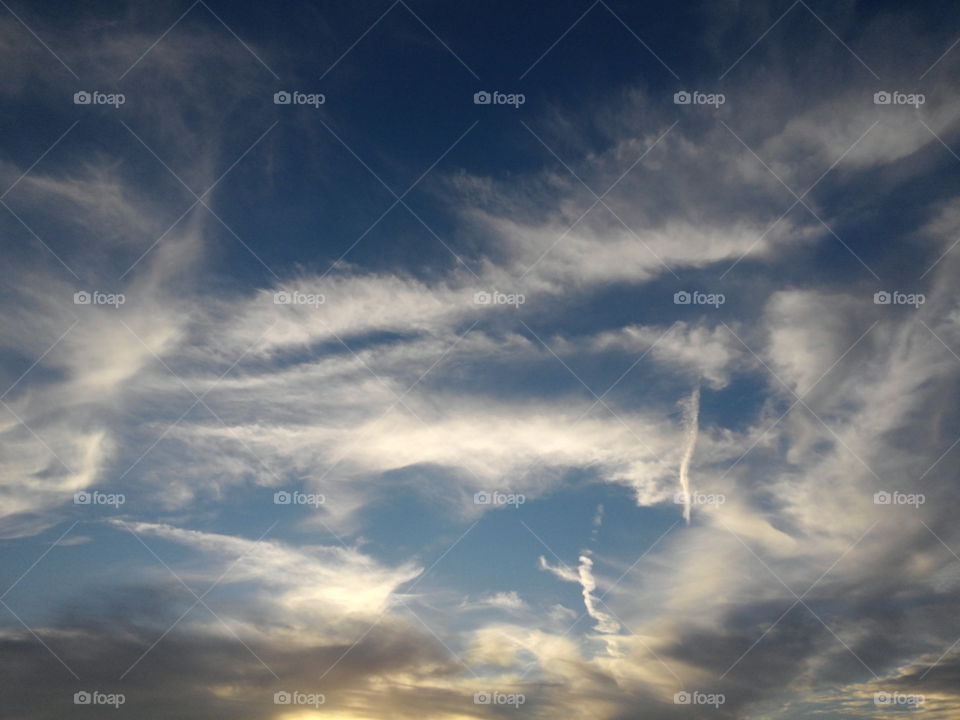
top-left (679, 384), bottom-right (700, 524)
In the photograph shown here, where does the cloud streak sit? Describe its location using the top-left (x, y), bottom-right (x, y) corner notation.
top-left (678, 384), bottom-right (701, 524)
top-left (4, 2), bottom-right (960, 718)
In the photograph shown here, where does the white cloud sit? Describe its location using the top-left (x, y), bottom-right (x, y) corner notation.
top-left (116, 520), bottom-right (422, 634)
top-left (539, 553), bottom-right (620, 634)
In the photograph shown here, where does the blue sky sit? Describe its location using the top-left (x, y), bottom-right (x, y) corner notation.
top-left (3, 1), bottom-right (960, 718)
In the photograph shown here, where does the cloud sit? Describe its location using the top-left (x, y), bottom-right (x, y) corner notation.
top-left (114, 521), bottom-right (422, 629)
top-left (677, 385), bottom-right (700, 524)
top-left (540, 553), bottom-right (620, 635)
top-left (4, 2), bottom-right (960, 718)
top-left (586, 322), bottom-right (745, 390)
top-left (463, 591), bottom-right (529, 612)
top-left (0, 606), bottom-right (470, 720)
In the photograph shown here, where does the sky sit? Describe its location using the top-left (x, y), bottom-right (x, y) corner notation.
top-left (2, 0), bottom-right (960, 718)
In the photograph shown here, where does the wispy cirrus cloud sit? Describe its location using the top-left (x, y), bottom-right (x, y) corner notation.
top-left (3, 1), bottom-right (960, 718)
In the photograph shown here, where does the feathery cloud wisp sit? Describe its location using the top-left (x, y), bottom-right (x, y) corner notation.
top-left (679, 384), bottom-right (701, 524)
